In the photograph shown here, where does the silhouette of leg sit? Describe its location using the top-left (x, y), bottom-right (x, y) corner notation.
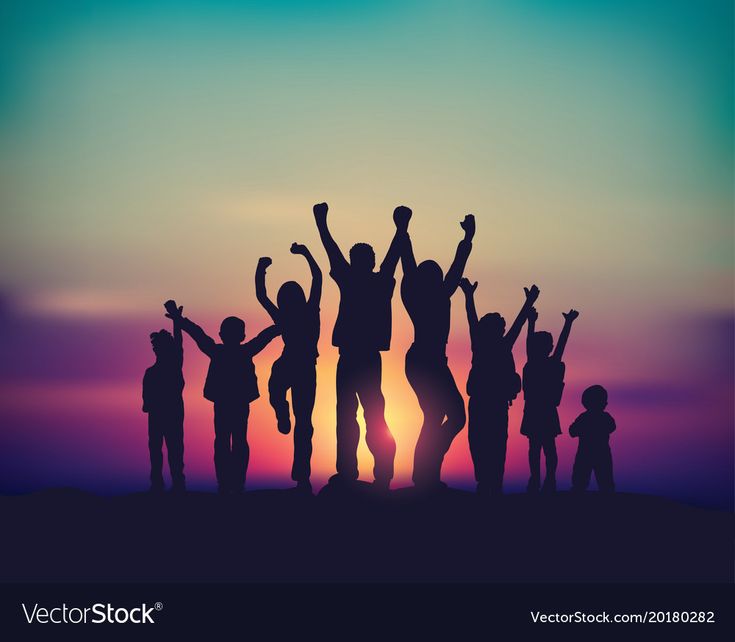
top-left (291, 365), bottom-right (316, 485)
top-left (358, 352), bottom-right (395, 486)
top-left (594, 446), bottom-right (615, 492)
top-left (468, 396), bottom-right (489, 492)
top-left (406, 349), bottom-right (444, 487)
top-left (486, 403), bottom-right (509, 495)
top-left (213, 402), bottom-right (232, 494)
top-left (148, 415), bottom-right (164, 491)
top-left (436, 361), bottom-right (467, 471)
top-left (542, 436), bottom-right (558, 492)
top-left (571, 446), bottom-right (592, 491)
top-left (335, 354), bottom-right (360, 481)
top-left (165, 413), bottom-right (185, 491)
top-left (231, 405), bottom-right (250, 493)
top-left (269, 355), bottom-right (292, 435)
top-left (527, 438), bottom-right (542, 492)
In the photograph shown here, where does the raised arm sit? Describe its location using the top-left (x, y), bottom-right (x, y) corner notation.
top-left (164, 300), bottom-right (184, 366)
top-left (313, 202), bottom-right (349, 277)
top-left (506, 285), bottom-right (540, 349)
top-left (178, 315), bottom-right (217, 358)
top-left (290, 243), bottom-right (322, 306)
top-left (524, 305), bottom-right (538, 358)
top-left (255, 257), bottom-right (280, 324)
top-left (553, 309), bottom-right (579, 361)
top-left (400, 232), bottom-right (417, 277)
top-left (246, 325), bottom-right (281, 356)
top-left (443, 214), bottom-right (475, 296)
top-left (380, 205), bottom-right (412, 277)
top-left (459, 278), bottom-right (479, 347)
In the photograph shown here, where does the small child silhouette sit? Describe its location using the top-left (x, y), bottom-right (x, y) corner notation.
top-left (256, 243), bottom-right (322, 493)
top-left (569, 385), bottom-right (616, 492)
top-left (170, 304), bottom-right (280, 495)
top-left (142, 301), bottom-right (186, 493)
top-left (521, 306), bottom-right (579, 493)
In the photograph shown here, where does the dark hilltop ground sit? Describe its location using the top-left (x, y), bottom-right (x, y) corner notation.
top-left (1, 486), bottom-right (732, 582)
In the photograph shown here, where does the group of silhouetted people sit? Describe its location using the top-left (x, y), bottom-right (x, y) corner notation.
top-left (142, 204), bottom-right (616, 497)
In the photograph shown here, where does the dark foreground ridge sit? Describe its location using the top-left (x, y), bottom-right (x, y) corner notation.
top-left (1, 487), bottom-right (731, 582)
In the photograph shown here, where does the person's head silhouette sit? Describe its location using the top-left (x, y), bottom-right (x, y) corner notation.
top-left (478, 312), bottom-right (506, 343)
top-left (277, 280), bottom-right (307, 314)
top-left (349, 243), bottom-right (375, 274)
top-left (416, 259), bottom-right (444, 289)
top-left (582, 384), bottom-right (608, 411)
top-left (150, 329), bottom-right (175, 357)
top-left (219, 316), bottom-right (246, 345)
top-left (529, 331), bottom-right (554, 359)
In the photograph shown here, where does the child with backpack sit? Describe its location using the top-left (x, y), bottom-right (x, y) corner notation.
top-left (459, 279), bottom-right (539, 496)
top-left (521, 307), bottom-right (579, 493)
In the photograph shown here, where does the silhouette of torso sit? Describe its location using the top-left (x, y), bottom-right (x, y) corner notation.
top-left (401, 279), bottom-right (450, 353)
top-left (280, 301), bottom-right (320, 363)
top-left (520, 358), bottom-right (565, 437)
top-left (204, 344), bottom-right (259, 404)
top-left (570, 410), bottom-right (615, 447)
top-left (467, 339), bottom-right (519, 402)
top-left (331, 267), bottom-right (395, 352)
top-left (522, 358), bottom-right (565, 406)
top-left (143, 352), bottom-right (184, 415)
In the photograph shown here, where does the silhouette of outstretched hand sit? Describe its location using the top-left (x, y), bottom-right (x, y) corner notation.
top-left (528, 306), bottom-right (538, 322)
top-left (258, 257), bottom-right (272, 271)
top-left (164, 300), bottom-right (183, 320)
top-left (524, 285), bottom-right (540, 304)
top-left (459, 278), bottom-right (478, 294)
top-left (563, 309), bottom-right (579, 322)
top-left (460, 214), bottom-right (475, 240)
top-left (290, 243), bottom-right (308, 256)
top-left (313, 202), bottom-right (328, 223)
top-left (393, 205), bottom-right (412, 231)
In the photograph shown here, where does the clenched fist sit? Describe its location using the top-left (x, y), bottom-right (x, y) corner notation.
top-left (313, 202), bottom-right (328, 223)
top-left (393, 205), bottom-right (412, 231)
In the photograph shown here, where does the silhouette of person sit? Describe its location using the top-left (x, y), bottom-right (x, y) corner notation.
top-left (255, 243), bottom-right (322, 493)
top-left (570, 385), bottom-right (615, 492)
top-left (521, 307), bottom-right (579, 493)
top-left (170, 306), bottom-right (280, 495)
top-left (142, 300), bottom-right (186, 493)
top-left (313, 202), bottom-right (408, 491)
top-left (459, 280), bottom-right (540, 496)
top-left (400, 214), bottom-right (475, 490)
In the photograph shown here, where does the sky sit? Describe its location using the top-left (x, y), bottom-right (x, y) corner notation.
top-left (0, 0), bottom-right (732, 508)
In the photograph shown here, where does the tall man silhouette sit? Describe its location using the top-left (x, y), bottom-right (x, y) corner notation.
top-left (313, 202), bottom-right (409, 491)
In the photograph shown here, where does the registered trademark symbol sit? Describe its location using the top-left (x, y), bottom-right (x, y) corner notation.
top-left (154, 602), bottom-right (163, 611)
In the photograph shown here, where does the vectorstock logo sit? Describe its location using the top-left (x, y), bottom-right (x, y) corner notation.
top-left (21, 602), bottom-right (162, 624)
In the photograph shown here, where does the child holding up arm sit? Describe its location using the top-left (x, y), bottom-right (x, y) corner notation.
top-left (167, 304), bottom-right (280, 495)
top-left (521, 307), bottom-right (579, 493)
top-left (459, 279), bottom-right (539, 496)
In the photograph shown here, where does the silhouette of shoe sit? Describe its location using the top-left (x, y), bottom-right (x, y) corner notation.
top-left (171, 483), bottom-right (186, 495)
top-left (217, 485), bottom-right (229, 496)
top-left (149, 482), bottom-right (165, 494)
top-left (542, 479), bottom-right (557, 493)
top-left (415, 480), bottom-right (447, 495)
top-left (526, 479), bottom-right (540, 494)
top-left (328, 473), bottom-right (357, 487)
top-left (372, 478), bottom-right (391, 494)
top-left (276, 414), bottom-right (292, 435)
top-left (296, 480), bottom-right (313, 494)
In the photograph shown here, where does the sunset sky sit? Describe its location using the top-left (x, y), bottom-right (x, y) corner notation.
top-left (0, 0), bottom-right (732, 507)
